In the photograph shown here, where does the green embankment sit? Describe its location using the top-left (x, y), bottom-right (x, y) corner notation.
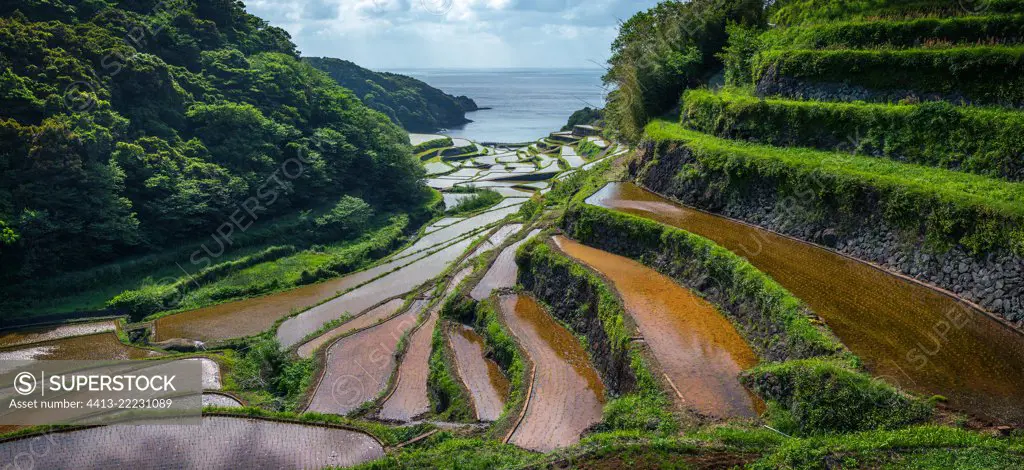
top-left (769, 0), bottom-right (1024, 26)
top-left (680, 88), bottom-right (1024, 180)
top-left (760, 14), bottom-right (1024, 49)
top-left (754, 46), bottom-right (1024, 105)
top-left (413, 137), bottom-right (454, 154)
top-left (645, 120), bottom-right (1024, 256)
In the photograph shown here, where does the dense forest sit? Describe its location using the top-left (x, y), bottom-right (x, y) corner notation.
top-left (0, 0), bottom-right (428, 286)
top-left (305, 57), bottom-right (479, 132)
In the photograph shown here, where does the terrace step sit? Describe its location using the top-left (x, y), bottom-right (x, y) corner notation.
top-left (761, 13), bottom-right (1024, 49)
top-left (754, 45), bottom-right (1024, 106)
top-left (770, 0), bottom-right (1024, 26)
top-left (680, 88), bottom-right (1024, 180)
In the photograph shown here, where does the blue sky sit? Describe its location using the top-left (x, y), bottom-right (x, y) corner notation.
top-left (245, 0), bottom-right (661, 69)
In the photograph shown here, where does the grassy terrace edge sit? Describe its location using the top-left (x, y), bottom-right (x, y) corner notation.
top-left (769, 0), bottom-right (1024, 26)
top-left (645, 120), bottom-right (1024, 256)
top-left (760, 14), bottom-right (1024, 50)
top-left (680, 88), bottom-right (1024, 180)
top-left (753, 46), bottom-right (1024, 105)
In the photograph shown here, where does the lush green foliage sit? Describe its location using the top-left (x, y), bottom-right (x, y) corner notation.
top-left (350, 434), bottom-right (538, 469)
top-left (228, 336), bottom-right (313, 411)
top-left (563, 202), bottom-right (848, 361)
top-left (753, 425), bottom-right (1023, 469)
top-left (761, 13), bottom-right (1024, 49)
top-left (743, 359), bottom-right (933, 435)
top-left (0, 2), bottom-right (426, 287)
top-left (768, 0), bottom-right (1024, 26)
top-left (445, 189), bottom-right (502, 216)
top-left (681, 88), bottom-right (1024, 180)
top-left (603, 0), bottom-right (766, 141)
top-left (305, 57), bottom-right (477, 132)
top-left (561, 106), bottom-right (604, 131)
top-left (754, 46), bottom-right (1024, 105)
top-left (575, 139), bottom-right (603, 159)
top-left (646, 120), bottom-right (1024, 255)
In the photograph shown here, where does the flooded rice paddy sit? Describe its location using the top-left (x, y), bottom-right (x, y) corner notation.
top-left (297, 298), bottom-right (406, 359)
top-left (470, 229), bottom-right (542, 300)
top-left (0, 320), bottom-right (117, 349)
top-left (277, 234), bottom-right (479, 348)
top-left (0, 417), bottom-right (383, 469)
top-left (305, 299), bottom-right (428, 415)
top-left (202, 393), bottom-right (243, 408)
top-left (379, 268), bottom-right (474, 422)
top-left (500, 294), bottom-right (605, 452)
top-left (153, 249), bottom-right (411, 343)
top-left (448, 324), bottom-right (509, 421)
top-left (553, 236), bottom-right (762, 418)
top-left (0, 333), bottom-right (157, 361)
top-left (589, 182), bottom-right (1024, 425)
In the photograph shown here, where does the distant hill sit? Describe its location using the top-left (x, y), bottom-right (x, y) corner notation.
top-left (305, 57), bottom-right (479, 132)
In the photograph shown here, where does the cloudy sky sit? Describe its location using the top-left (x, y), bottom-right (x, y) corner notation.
top-left (245, 0), bottom-right (661, 69)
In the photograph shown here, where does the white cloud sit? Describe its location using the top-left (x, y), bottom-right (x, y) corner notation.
top-left (244, 0), bottom-right (661, 68)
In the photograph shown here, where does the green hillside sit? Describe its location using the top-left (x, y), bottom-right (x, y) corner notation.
top-left (305, 57), bottom-right (478, 132)
top-left (0, 1), bottom-right (428, 310)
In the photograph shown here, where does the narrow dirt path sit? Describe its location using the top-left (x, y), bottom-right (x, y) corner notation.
top-left (0, 417), bottom-right (384, 469)
top-left (448, 324), bottom-right (509, 421)
top-left (379, 267), bottom-right (474, 422)
top-left (554, 236), bottom-right (762, 418)
top-left (499, 294), bottom-right (604, 452)
top-left (305, 299), bottom-right (428, 415)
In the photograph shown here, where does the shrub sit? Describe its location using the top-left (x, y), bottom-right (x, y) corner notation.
top-left (446, 189), bottom-right (502, 215)
top-left (742, 359), bottom-right (933, 435)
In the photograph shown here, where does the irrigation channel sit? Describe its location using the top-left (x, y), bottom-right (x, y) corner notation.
top-left (553, 236), bottom-right (763, 418)
top-left (589, 182), bottom-right (1024, 425)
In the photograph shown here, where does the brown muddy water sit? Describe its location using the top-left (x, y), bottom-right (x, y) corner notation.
top-left (277, 234), bottom-right (480, 348)
top-left (470, 229), bottom-right (542, 301)
top-left (154, 249), bottom-right (412, 343)
top-left (297, 298), bottom-right (406, 359)
top-left (449, 324), bottom-right (509, 421)
top-left (0, 320), bottom-right (117, 348)
top-left (589, 182), bottom-right (1024, 425)
top-left (553, 236), bottom-right (762, 418)
top-left (379, 268), bottom-right (474, 422)
top-left (0, 417), bottom-right (384, 469)
top-left (0, 333), bottom-right (157, 361)
top-left (500, 295), bottom-right (605, 452)
top-left (305, 299), bottom-right (429, 415)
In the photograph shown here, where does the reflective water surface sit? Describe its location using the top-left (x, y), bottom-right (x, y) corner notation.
top-left (589, 182), bottom-right (1024, 424)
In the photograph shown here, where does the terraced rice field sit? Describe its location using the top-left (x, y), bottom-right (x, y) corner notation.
top-left (553, 236), bottom-right (762, 418)
top-left (448, 324), bottom-right (509, 421)
top-left (0, 320), bottom-right (118, 349)
top-left (297, 298), bottom-right (406, 358)
top-left (470, 229), bottom-right (541, 301)
top-left (0, 417), bottom-right (384, 469)
top-left (500, 294), bottom-right (605, 452)
top-left (560, 145), bottom-right (586, 168)
top-left (153, 252), bottom-right (413, 343)
top-left (0, 333), bottom-right (157, 361)
top-left (589, 182), bottom-right (1024, 425)
top-left (379, 267), bottom-right (473, 422)
top-left (277, 234), bottom-right (481, 348)
top-left (305, 299), bottom-right (429, 415)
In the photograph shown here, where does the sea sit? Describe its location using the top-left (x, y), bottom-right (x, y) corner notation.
top-left (391, 68), bottom-right (608, 143)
